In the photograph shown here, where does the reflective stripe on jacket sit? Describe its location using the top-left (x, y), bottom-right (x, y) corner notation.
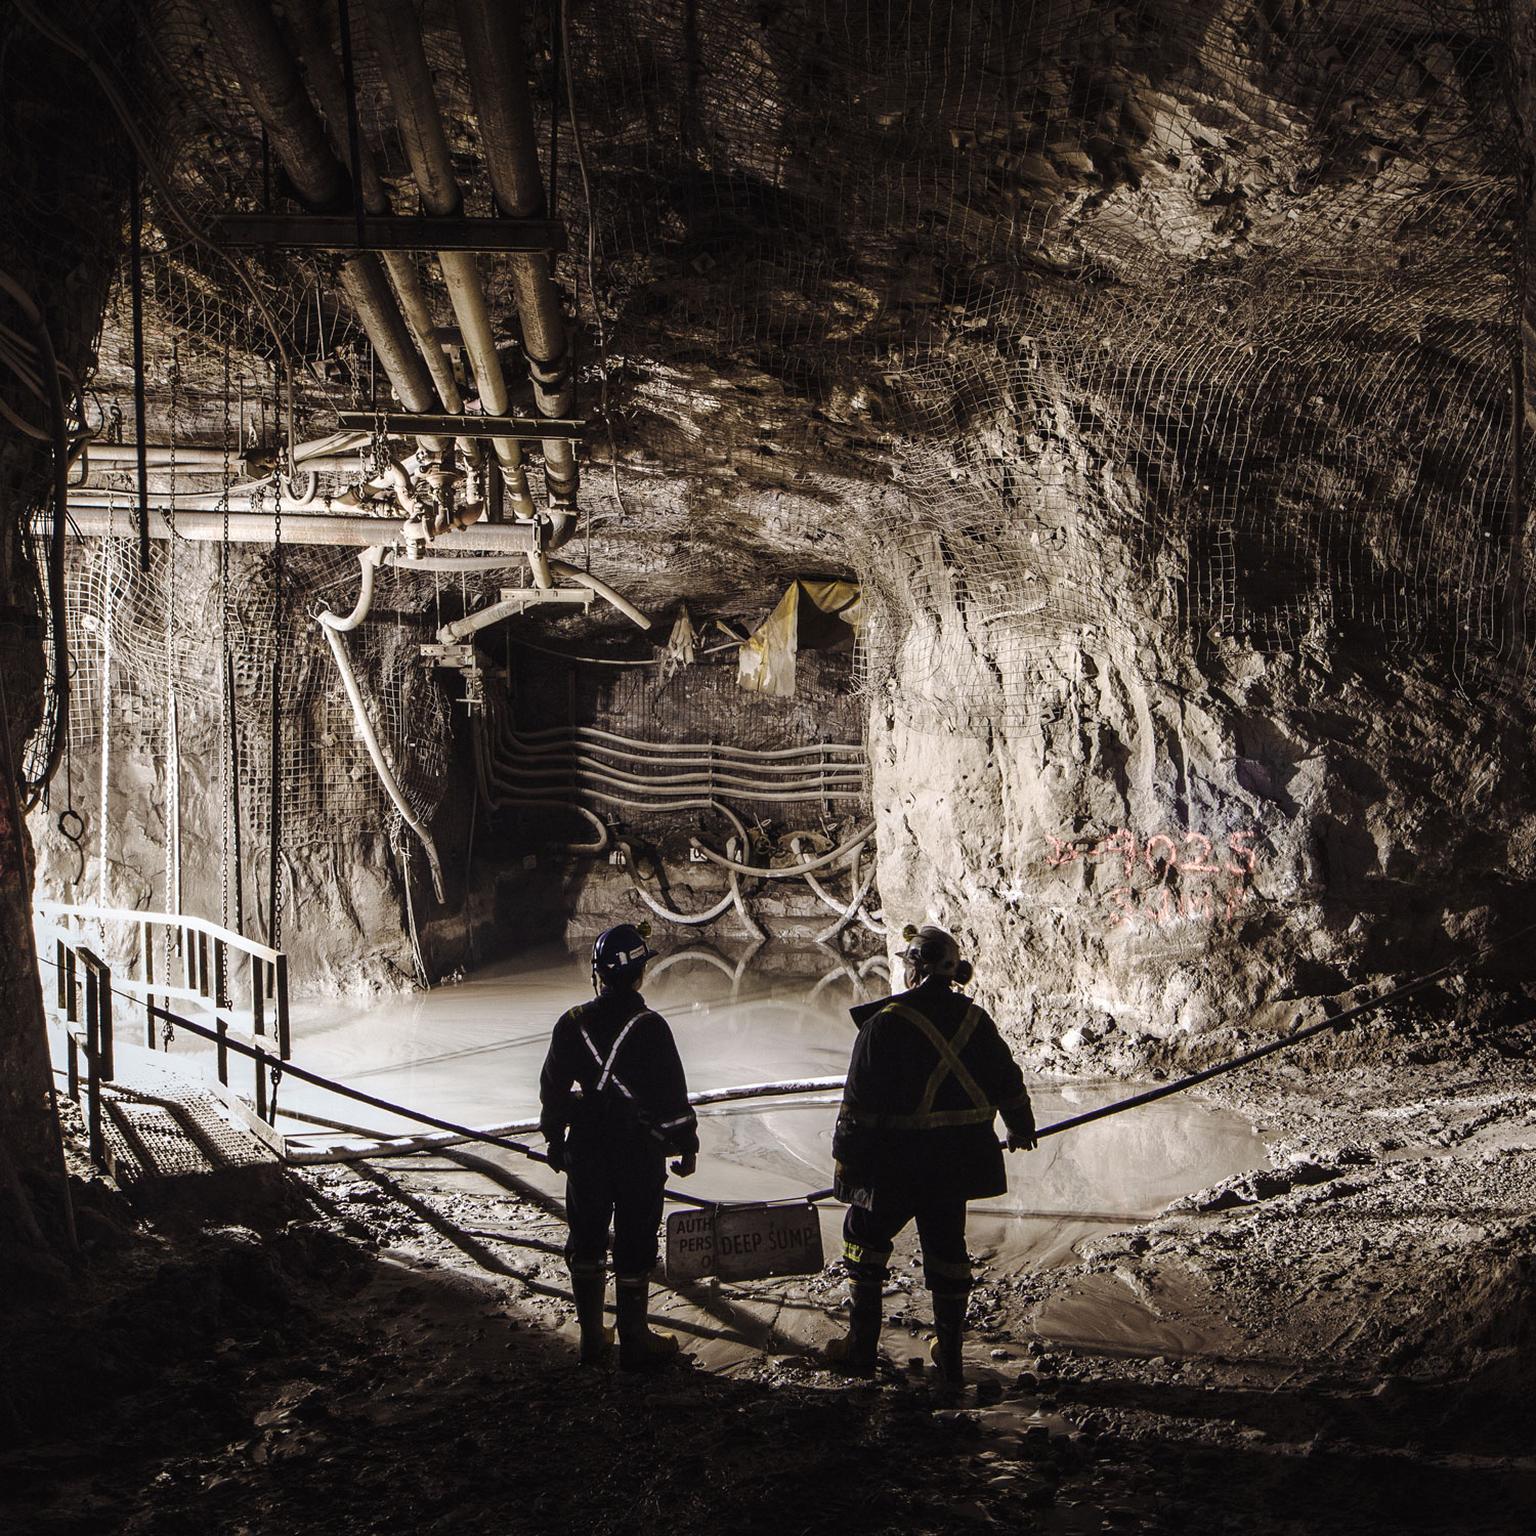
top-left (540, 988), bottom-right (699, 1159)
top-left (832, 978), bottom-right (1032, 1205)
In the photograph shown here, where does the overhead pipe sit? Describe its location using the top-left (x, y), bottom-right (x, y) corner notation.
top-left (201, 0), bottom-right (446, 451)
top-left (455, 0), bottom-right (578, 536)
top-left (365, 0), bottom-right (537, 521)
top-left (284, 0), bottom-right (471, 444)
top-left (47, 507), bottom-right (540, 550)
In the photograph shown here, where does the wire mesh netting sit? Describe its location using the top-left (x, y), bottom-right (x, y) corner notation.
top-left (6, 0), bottom-right (1533, 848)
top-left (62, 537), bottom-right (455, 845)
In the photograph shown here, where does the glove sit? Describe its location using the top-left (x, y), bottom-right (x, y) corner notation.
top-left (1004, 1101), bottom-right (1038, 1152)
top-left (546, 1139), bottom-right (566, 1175)
top-left (669, 1151), bottom-right (697, 1178)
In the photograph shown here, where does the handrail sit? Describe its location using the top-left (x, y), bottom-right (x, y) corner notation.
top-left (37, 899), bottom-right (281, 964)
top-left (36, 900), bottom-right (292, 1125)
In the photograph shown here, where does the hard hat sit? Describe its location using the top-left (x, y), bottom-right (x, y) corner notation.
top-left (592, 921), bottom-right (656, 982)
top-left (898, 923), bottom-right (967, 980)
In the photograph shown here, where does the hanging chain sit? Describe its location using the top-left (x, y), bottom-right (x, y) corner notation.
top-left (218, 340), bottom-right (233, 996)
top-left (164, 341), bottom-right (182, 983)
top-left (270, 370), bottom-right (286, 952)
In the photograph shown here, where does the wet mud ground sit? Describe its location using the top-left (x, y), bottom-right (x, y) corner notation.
top-left (6, 969), bottom-right (1536, 1534)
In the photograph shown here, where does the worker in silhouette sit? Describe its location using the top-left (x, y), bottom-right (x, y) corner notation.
top-left (829, 924), bottom-right (1037, 1384)
top-left (540, 922), bottom-right (699, 1370)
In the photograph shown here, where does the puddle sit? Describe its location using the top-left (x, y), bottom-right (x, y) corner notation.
top-left (271, 948), bottom-right (1271, 1368)
top-left (123, 944), bottom-right (1270, 1361)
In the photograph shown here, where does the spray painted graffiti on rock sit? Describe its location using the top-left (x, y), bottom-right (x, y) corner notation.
top-left (1044, 827), bottom-right (1258, 930)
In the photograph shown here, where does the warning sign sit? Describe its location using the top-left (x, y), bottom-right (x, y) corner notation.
top-left (665, 1202), bottom-right (825, 1284)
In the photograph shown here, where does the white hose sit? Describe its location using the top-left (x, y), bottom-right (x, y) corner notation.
top-left (471, 718), bottom-right (609, 853)
top-left (811, 852), bottom-right (881, 945)
top-left (507, 733), bottom-right (867, 776)
top-left (321, 622), bottom-right (445, 898)
top-left (496, 760), bottom-right (866, 798)
top-left (547, 559), bottom-right (652, 630)
top-left (317, 547), bottom-right (384, 633)
top-left (516, 723), bottom-right (864, 760)
top-left (792, 834), bottom-right (885, 937)
top-left (691, 822), bottom-right (875, 879)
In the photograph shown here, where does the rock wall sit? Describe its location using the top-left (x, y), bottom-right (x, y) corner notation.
top-left (871, 613), bottom-right (1536, 1065)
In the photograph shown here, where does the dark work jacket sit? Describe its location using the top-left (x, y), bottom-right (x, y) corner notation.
top-left (539, 987), bottom-right (699, 1165)
top-left (832, 978), bottom-right (1033, 1207)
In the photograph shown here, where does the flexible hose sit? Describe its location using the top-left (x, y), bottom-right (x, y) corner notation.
top-left (692, 823), bottom-right (875, 878)
top-left (316, 548), bottom-right (382, 633)
top-left (792, 834), bottom-right (885, 937)
top-left (321, 623), bottom-right (445, 897)
top-left (547, 559), bottom-right (651, 629)
top-left (515, 722), bottom-right (864, 760)
top-left (506, 733), bottom-right (867, 776)
top-left (472, 717), bottom-right (609, 852)
top-left (811, 855), bottom-right (880, 944)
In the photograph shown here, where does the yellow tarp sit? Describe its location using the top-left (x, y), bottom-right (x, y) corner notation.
top-left (737, 579), bottom-right (862, 697)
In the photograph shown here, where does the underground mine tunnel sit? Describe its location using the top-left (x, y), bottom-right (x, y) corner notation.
top-left (3, 1), bottom-right (1536, 1532)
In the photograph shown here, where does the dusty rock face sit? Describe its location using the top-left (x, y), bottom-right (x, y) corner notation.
top-left (871, 627), bottom-right (1536, 1056)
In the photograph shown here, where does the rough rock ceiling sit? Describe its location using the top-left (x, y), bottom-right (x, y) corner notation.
top-left (23, 0), bottom-right (1534, 687)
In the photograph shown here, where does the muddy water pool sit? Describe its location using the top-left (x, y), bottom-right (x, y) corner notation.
top-left (284, 951), bottom-right (1268, 1314)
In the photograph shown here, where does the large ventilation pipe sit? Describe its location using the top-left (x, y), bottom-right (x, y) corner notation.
top-left (454, 0), bottom-right (579, 533)
top-left (363, 0), bottom-right (537, 519)
top-left (283, 3), bottom-right (465, 433)
top-left (201, 0), bottom-right (446, 452)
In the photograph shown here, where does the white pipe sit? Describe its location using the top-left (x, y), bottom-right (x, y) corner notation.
top-left (508, 735), bottom-right (866, 778)
top-left (516, 723), bottom-right (864, 760)
top-left (793, 834), bottom-right (885, 937)
top-left (320, 622), bottom-right (445, 898)
top-left (691, 823), bottom-right (876, 879)
top-left (472, 718), bottom-right (608, 852)
top-left (618, 837), bottom-right (744, 927)
top-left (47, 508), bottom-right (539, 552)
top-left (499, 765), bottom-right (869, 799)
top-left (317, 547), bottom-right (385, 634)
top-left (812, 855), bottom-right (879, 944)
top-left (547, 559), bottom-right (651, 630)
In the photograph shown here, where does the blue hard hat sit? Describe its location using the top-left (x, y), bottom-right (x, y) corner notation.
top-left (592, 922), bottom-right (657, 977)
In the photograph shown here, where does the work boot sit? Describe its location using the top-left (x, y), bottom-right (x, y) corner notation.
top-left (825, 1277), bottom-right (883, 1377)
top-left (929, 1291), bottom-right (967, 1387)
top-left (568, 1264), bottom-right (614, 1367)
top-left (614, 1274), bottom-right (680, 1372)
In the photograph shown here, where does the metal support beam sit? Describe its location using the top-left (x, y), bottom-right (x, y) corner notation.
top-left (334, 409), bottom-right (584, 440)
top-left (42, 509), bottom-right (543, 552)
top-left (209, 213), bottom-right (567, 252)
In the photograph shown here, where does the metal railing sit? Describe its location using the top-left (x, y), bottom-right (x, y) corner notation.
top-left (36, 903), bottom-right (292, 1156)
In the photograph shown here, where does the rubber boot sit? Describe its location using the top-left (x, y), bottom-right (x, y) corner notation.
top-left (825, 1277), bottom-right (883, 1377)
top-left (569, 1265), bottom-right (614, 1366)
top-left (929, 1291), bottom-right (967, 1387)
top-left (614, 1274), bottom-right (680, 1373)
